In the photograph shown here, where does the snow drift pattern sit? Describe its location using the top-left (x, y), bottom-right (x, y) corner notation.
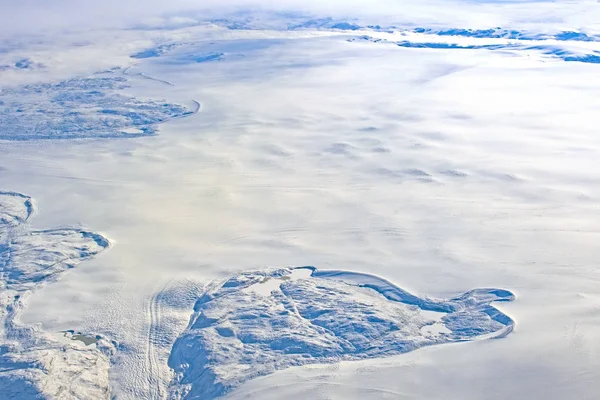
top-left (169, 267), bottom-right (515, 399)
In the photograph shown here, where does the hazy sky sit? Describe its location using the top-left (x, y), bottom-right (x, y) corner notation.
top-left (1, 1), bottom-right (599, 38)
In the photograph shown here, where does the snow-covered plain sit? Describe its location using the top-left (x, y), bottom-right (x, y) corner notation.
top-left (1, 1), bottom-right (600, 399)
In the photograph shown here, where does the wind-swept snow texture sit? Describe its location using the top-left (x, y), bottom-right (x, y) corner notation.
top-left (169, 267), bottom-right (514, 399)
top-left (0, 191), bottom-right (114, 399)
top-left (0, 73), bottom-right (192, 141)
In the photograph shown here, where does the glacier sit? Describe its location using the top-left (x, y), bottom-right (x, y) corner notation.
top-left (1, 2), bottom-right (599, 399)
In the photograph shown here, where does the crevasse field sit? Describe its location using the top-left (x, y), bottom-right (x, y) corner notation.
top-left (1, 1), bottom-right (600, 399)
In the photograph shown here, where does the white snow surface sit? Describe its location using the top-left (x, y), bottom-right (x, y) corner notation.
top-left (1, 4), bottom-right (600, 400)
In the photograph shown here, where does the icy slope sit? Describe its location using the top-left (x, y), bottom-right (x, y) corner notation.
top-left (0, 191), bottom-right (114, 399)
top-left (168, 267), bottom-right (514, 399)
